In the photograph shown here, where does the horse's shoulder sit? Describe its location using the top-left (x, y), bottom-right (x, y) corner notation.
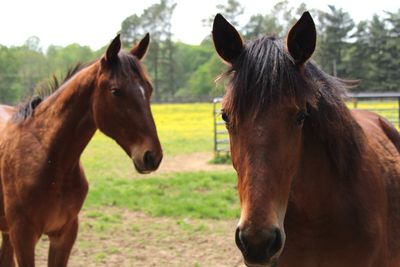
top-left (351, 109), bottom-right (400, 153)
top-left (0, 122), bottom-right (47, 162)
top-left (378, 116), bottom-right (400, 153)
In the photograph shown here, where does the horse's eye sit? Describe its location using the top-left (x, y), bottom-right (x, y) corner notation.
top-left (221, 111), bottom-right (229, 123)
top-left (296, 110), bottom-right (308, 126)
top-left (111, 88), bottom-right (123, 97)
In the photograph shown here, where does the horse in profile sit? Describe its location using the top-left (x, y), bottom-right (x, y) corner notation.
top-left (212, 12), bottom-right (400, 267)
top-left (0, 33), bottom-right (162, 267)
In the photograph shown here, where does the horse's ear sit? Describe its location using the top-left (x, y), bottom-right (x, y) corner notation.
top-left (130, 33), bottom-right (150, 60)
top-left (104, 34), bottom-right (121, 63)
top-left (212, 13), bottom-right (243, 64)
top-left (286, 11), bottom-right (316, 66)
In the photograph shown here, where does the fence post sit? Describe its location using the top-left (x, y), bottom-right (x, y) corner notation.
top-left (353, 99), bottom-right (358, 109)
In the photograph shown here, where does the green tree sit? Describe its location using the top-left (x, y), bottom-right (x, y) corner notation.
top-left (174, 42), bottom-right (214, 95)
top-left (203, 0), bottom-right (244, 27)
top-left (342, 21), bottom-right (371, 90)
top-left (120, 0), bottom-right (177, 101)
top-left (24, 36), bottom-right (42, 53)
top-left (237, 2), bottom-right (308, 42)
top-left (384, 9), bottom-right (400, 90)
top-left (47, 44), bottom-right (95, 74)
top-left (367, 15), bottom-right (396, 91)
top-left (0, 45), bottom-right (21, 103)
top-left (120, 14), bottom-right (143, 47)
top-left (0, 40), bottom-right (100, 104)
top-left (271, 1), bottom-right (308, 34)
top-left (177, 51), bottom-right (225, 100)
top-left (315, 5), bottom-right (354, 77)
top-left (13, 39), bottom-right (48, 99)
top-left (242, 14), bottom-right (283, 39)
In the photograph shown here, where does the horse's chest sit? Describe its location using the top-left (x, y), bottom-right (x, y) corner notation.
top-left (47, 179), bottom-right (88, 209)
top-left (42, 175), bottom-right (88, 233)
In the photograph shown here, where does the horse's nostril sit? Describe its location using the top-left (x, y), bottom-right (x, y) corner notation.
top-left (235, 227), bottom-right (247, 254)
top-left (236, 227), bottom-right (283, 264)
top-left (266, 228), bottom-right (283, 258)
top-left (143, 151), bottom-right (156, 169)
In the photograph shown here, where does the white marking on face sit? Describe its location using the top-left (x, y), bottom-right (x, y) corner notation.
top-left (139, 85), bottom-right (146, 100)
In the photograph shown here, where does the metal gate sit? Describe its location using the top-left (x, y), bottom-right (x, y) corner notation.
top-left (213, 92), bottom-right (400, 154)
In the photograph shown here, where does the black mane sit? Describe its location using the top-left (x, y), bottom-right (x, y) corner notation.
top-left (223, 37), bottom-right (313, 123)
top-left (12, 64), bottom-right (84, 122)
top-left (223, 36), bottom-right (364, 178)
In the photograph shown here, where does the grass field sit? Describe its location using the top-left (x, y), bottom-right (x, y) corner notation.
top-left (33, 101), bottom-right (400, 266)
top-left (81, 100), bottom-right (400, 219)
top-left (84, 171), bottom-right (239, 219)
top-left (81, 102), bottom-right (238, 222)
top-left (151, 103), bottom-right (215, 155)
top-left (81, 103), bottom-right (216, 180)
top-left (47, 103), bottom-right (243, 266)
top-left (24, 103), bottom-right (244, 266)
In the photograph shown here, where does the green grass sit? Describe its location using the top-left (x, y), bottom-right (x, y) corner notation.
top-left (81, 101), bottom-right (399, 175)
top-left (151, 103), bottom-right (214, 155)
top-left (82, 133), bottom-right (134, 181)
top-left (209, 153), bottom-right (231, 164)
top-left (82, 210), bottom-right (123, 234)
top-left (79, 101), bottom-right (400, 222)
top-left (79, 103), bottom-right (240, 221)
top-left (84, 171), bottom-right (239, 220)
top-left (81, 103), bottom-right (216, 180)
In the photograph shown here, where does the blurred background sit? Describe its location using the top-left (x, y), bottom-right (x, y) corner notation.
top-left (0, 0), bottom-right (399, 104)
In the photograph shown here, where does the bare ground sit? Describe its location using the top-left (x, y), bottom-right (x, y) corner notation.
top-left (154, 152), bottom-right (233, 173)
top-left (35, 208), bottom-right (245, 267)
top-left (32, 153), bottom-right (241, 266)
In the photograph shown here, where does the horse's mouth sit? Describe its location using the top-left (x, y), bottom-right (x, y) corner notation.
top-left (244, 263), bottom-right (269, 267)
top-left (244, 258), bottom-right (278, 267)
top-left (133, 160), bottom-right (152, 174)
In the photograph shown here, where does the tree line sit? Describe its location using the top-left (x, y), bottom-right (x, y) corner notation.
top-left (0, 0), bottom-right (399, 104)
top-left (0, 38), bottom-right (103, 104)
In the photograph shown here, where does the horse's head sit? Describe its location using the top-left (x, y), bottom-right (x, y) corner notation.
top-left (93, 34), bottom-right (162, 174)
top-left (213, 12), bottom-right (316, 266)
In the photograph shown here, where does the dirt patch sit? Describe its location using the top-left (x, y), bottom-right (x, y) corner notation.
top-left (32, 153), bottom-right (239, 266)
top-left (35, 208), bottom-right (245, 267)
top-left (157, 152), bottom-right (233, 173)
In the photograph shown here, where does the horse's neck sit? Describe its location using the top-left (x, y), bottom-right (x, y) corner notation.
top-left (32, 62), bottom-right (99, 169)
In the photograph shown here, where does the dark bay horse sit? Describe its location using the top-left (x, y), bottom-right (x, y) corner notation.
top-left (0, 34), bottom-right (162, 267)
top-left (213, 12), bottom-right (400, 267)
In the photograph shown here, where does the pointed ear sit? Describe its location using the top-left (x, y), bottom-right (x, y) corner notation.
top-left (104, 34), bottom-right (121, 63)
top-left (130, 33), bottom-right (150, 60)
top-left (286, 11), bottom-right (316, 66)
top-left (212, 13), bottom-right (243, 64)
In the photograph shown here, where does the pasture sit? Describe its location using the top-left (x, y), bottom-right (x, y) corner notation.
top-left (33, 101), bottom-right (398, 266)
top-left (34, 103), bottom-right (243, 267)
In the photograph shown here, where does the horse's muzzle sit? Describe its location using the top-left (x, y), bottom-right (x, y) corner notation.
top-left (236, 226), bottom-right (283, 266)
top-left (133, 150), bottom-right (162, 174)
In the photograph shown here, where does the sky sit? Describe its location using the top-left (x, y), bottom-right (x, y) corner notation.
top-left (0, 0), bottom-right (398, 51)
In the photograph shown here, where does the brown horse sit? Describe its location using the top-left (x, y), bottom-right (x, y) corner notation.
top-left (213, 12), bottom-right (400, 267)
top-left (0, 34), bottom-right (162, 267)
